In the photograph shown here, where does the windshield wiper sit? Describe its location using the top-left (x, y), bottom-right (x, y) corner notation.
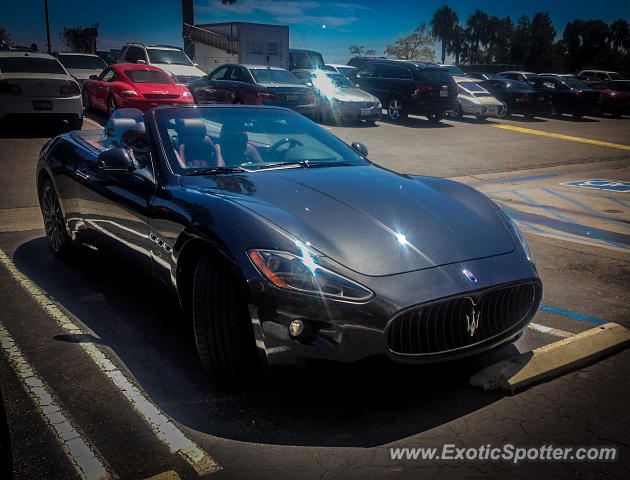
top-left (186, 166), bottom-right (247, 175)
top-left (253, 160), bottom-right (310, 170)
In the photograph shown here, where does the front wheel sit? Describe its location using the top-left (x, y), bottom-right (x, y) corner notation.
top-left (192, 251), bottom-right (258, 377)
top-left (387, 97), bottom-right (407, 122)
top-left (40, 179), bottom-right (72, 256)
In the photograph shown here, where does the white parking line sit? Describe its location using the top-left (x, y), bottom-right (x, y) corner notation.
top-left (0, 248), bottom-right (221, 476)
top-left (0, 323), bottom-right (114, 480)
top-left (528, 322), bottom-right (573, 338)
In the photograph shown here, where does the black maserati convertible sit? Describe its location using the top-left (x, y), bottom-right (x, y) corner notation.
top-left (37, 105), bottom-right (542, 376)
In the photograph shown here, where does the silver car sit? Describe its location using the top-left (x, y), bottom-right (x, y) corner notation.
top-left (293, 69), bottom-right (381, 125)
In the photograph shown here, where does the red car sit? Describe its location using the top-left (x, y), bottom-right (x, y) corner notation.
top-left (82, 63), bottom-right (193, 116)
top-left (595, 80), bottom-right (630, 117)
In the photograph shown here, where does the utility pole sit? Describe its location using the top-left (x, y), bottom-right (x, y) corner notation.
top-left (44, 0), bottom-right (51, 53)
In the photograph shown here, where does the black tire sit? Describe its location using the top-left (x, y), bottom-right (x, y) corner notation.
top-left (39, 179), bottom-right (72, 256)
top-left (82, 88), bottom-right (91, 111)
top-left (107, 94), bottom-right (117, 118)
top-left (192, 251), bottom-right (258, 377)
top-left (573, 113), bottom-right (583, 118)
top-left (550, 103), bottom-right (562, 116)
top-left (427, 113), bottom-right (443, 123)
top-left (386, 97), bottom-right (407, 122)
top-left (68, 115), bottom-right (83, 130)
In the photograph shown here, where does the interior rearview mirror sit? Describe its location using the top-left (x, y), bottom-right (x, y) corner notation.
top-left (98, 148), bottom-right (135, 172)
top-left (351, 142), bottom-right (368, 157)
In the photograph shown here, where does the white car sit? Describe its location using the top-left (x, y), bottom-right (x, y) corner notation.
top-left (0, 52), bottom-right (83, 129)
top-left (325, 64), bottom-right (357, 78)
top-left (56, 52), bottom-right (107, 87)
top-left (118, 43), bottom-right (205, 84)
top-left (451, 75), bottom-right (505, 119)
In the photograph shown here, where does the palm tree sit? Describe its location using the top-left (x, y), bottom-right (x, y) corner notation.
top-left (610, 19), bottom-right (630, 53)
top-left (466, 9), bottom-right (490, 64)
top-left (430, 5), bottom-right (458, 64)
top-left (447, 24), bottom-right (466, 64)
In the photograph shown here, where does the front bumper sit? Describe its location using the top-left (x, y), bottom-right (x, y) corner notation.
top-left (334, 103), bottom-right (382, 121)
top-left (287, 103), bottom-right (318, 118)
top-left (0, 93), bottom-right (83, 120)
top-left (247, 249), bottom-right (540, 367)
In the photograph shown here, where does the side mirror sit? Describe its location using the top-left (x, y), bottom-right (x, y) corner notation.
top-left (351, 142), bottom-right (368, 157)
top-left (98, 148), bottom-right (135, 172)
top-left (89, 75), bottom-right (98, 80)
top-left (305, 81), bottom-right (313, 88)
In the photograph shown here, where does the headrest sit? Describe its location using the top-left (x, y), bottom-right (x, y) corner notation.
top-left (176, 118), bottom-right (206, 138)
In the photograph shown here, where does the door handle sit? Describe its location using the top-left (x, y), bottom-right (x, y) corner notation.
top-left (75, 169), bottom-right (90, 181)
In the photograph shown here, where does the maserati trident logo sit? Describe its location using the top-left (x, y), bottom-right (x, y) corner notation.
top-left (465, 298), bottom-right (480, 337)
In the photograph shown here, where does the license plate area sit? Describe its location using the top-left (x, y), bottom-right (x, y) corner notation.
top-left (285, 94), bottom-right (298, 102)
top-left (33, 100), bottom-right (52, 111)
top-left (440, 89), bottom-right (448, 97)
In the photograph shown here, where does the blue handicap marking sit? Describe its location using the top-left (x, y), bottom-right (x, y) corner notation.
top-left (562, 179), bottom-right (630, 192)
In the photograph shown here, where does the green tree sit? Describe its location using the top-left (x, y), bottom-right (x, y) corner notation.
top-left (430, 5), bottom-right (458, 64)
top-left (466, 9), bottom-right (490, 64)
top-left (447, 24), bottom-right (467, 64)
top-left (349, 45), bottom-right (376, 57)
top-left (0, 26), bottom-right (10, 50)
top-left (385, 23), bottom-right (436, 62)
top-left (59, 24), bottom-right (98, 53)
top-left (610, 19), bottom-right (630, 53)
top-left (511, 15), bottom-right (531, 66)
top-left (528, 12), bottom-right (556, 69)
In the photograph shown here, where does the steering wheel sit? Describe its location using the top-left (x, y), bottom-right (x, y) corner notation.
top-left (267, 138), bottom-right (303, 162)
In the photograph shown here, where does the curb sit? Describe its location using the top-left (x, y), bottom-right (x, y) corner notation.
top-left (470, 322), bottom-right (630, 392)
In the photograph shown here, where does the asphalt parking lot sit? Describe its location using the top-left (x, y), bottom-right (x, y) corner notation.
top-left (0, 110), bottom-right (629, 479)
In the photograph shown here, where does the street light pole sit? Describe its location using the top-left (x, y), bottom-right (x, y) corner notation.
top-left (44, 0), bottom-right (51, 53)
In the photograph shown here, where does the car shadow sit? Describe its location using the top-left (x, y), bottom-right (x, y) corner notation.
top-left (501, 115), bottom-right (548, 123)
top-left (380, 115), bottom-right (454, 128)
top-left (13, 237), bottom-right (517, 448)
top-left (0, 117), bottom-right (73, 138)
top-left (448, 116), bottom-right (500, 125)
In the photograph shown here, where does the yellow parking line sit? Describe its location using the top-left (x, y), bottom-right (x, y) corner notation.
top-left (493, 124), bottom-right (630, 151)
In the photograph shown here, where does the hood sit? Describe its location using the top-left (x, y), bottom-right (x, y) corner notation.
top-left (179, 166), bottom-right (514, 276)
top-left (327, 88), bottom-right (376, 102)
top-left (66, 68), bottom-right (103, 81)
top-left (154, 63), bottom-right (205, 78)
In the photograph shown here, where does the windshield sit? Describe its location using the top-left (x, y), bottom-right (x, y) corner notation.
top-left (442, 65), bottom-right (465, 75)
top-left (336, 66), bottom-right (356, 76)
top-left (147, 48), bottom-right (193, 66)
top-left (124, 69), bottom-right (171, 84)
top-left (457, 81), bottom-right (486, 93)
top-left (610, 73), bottom-right (625, 80)
top-left (313, 72), bottom-right (354, 89)
top-left (250, 68), bottom-right (302, 85)
top-left (155, 107), bottom-right (368, 175)
top-left (0, 57), bottom-right (66, 74)
top-left (59, 54), bottom-right (107, 70)
top-left (507, 80), bottom-right (531, 90)
top-left (563, 77), bottom-right (589, 89)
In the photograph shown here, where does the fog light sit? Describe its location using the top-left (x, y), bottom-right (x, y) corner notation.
top-left (288, 319), bottom-right (304, 337)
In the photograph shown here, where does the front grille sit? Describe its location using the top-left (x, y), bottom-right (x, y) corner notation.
top-left (144, 94), bottom-right (179, 99)
top-left (386, 282), bottom-right (539, 356)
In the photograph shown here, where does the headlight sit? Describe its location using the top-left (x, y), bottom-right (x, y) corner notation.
top-left (497, 207), bottom-right (534, 264)
top-left (375, 99), bottom-right (382, 108)
top-left (248, 248), bottom-right (373, 301)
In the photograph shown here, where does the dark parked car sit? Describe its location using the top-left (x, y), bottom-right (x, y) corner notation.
top-left (498, 71), bottom-right (541, 88)
top-left (593, 80), bottom-right (630, 117)
top-left (479, 78), bottom-right (550, 117)
top-left (348, 60), bottom-right (459, 122)
top-left (292, 69), bottom-right (381, 124)
top-left (532, 76), bottom-right (600, 117)
top-left (577, 70), bottom-right (626, 88)
top-left (188, 64), bottom-right (317, 118)
top-left (468, 72), bottom-right (506, 81)
top-left (289, 49), bottom-right (326, 71)
top-left (36, 105), bottom-right (541, 376)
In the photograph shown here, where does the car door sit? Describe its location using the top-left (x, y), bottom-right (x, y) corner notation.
top-left (92, 68), bottom-right (115, 110)
top-left (377, 64), bottom-right (412, 102)
top-left (74, 120), bottom-right (156, 273)
top-left (193, 65), bottom-right (232, 103)
top-left (351, 64), bottom-right (379, 99)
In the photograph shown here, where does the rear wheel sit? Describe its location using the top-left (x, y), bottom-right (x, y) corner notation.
top-left (68, 115), bottom-right (83, 130)
top-left (82, 88), bottom-right (91, 111)
top-left (427, 113), bottom-right (443, 123)
top-left (40, 179), bottom-right (71, 256)
top-left (387, 97), bottom-right (407, 122)
top-left (107, 95), bottom-right (117, 118)
top-left (192, 251), bottom-right (258, 377)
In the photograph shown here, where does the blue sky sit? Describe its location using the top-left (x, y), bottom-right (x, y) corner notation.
top-left (2, 0), bottom-right (629, 64)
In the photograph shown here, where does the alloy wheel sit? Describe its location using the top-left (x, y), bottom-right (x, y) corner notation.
top-left (388, 99), bottom-right (401, 121)
top-left (41, 184), bottom-right (65, 253)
